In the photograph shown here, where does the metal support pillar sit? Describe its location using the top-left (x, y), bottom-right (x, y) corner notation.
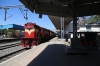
top-left (73, 5), bottom-right (77, 39)
top-left (4, 8), bottom-right (9, 21)
top-left (60, 17), bottom-right (64, 39)
top-left (65, 3), bottom-right (87, 54)
top-left (62, 17), bottom-right (64, 39)
top-left (61, 17), bottom-right (62, 39)
top-left (70, 4), bottom-right (81, 49)
top-left (24, 9), bottom-right (28, 20)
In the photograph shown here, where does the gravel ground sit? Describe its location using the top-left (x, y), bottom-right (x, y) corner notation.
top-left (0, 41), bottom-right (20, 46)
top-left (0, 45), bottom-right (23, 58)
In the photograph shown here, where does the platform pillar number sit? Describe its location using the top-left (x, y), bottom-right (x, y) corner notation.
top-left (61, 17), bottom-right (64, 39)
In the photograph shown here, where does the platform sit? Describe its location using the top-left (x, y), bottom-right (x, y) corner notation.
top-left (0, 37), bottom-right (100, 66)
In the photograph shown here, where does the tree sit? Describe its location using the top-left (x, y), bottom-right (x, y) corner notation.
top-left (79, 16), bottom-right (87, 25)
top-left (87, 15), bottom-right (100, 24)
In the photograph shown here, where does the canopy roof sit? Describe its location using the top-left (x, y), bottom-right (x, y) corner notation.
top-left (19, 0), bottom-right (100, 29)
top-left (48, 15), bottom-right (73, 29)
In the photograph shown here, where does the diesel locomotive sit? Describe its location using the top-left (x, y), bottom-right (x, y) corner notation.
top-left (21, 22), bottom-right (56, 48)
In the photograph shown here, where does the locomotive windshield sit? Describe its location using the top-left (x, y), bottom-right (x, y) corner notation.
top-left (25, 28), bottom-right (34, 30)
top-left (27, 23), bottom-right (30, 26)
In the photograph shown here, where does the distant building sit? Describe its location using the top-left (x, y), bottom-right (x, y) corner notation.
top-left (0, 24), bottom-right (24, 30)
top-left (65, 22), bottom-right (100, 38)
top-left (0, 24), bottom-right (24, 38)
top-left (78, 25), bottom-right (100, 32)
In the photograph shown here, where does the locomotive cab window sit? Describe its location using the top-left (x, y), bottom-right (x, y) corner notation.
top-left (27, 23), bottom-right (30, 26)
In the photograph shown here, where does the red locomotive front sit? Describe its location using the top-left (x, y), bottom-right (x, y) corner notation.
top-left (24, 23), bottom-right (37, 38)
top-left (21, 22), bottom-right (41, 48)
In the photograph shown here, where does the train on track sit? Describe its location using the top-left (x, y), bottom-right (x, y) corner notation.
top-left (21, 22), bottom-right (57, 48)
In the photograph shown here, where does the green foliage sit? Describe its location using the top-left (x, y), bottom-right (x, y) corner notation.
top-left (0, 30), bottom-right (5, 35)
top-left (87, 15), bottom-right (100, 24)
top-left (5, 29), bottom-right (14, 33)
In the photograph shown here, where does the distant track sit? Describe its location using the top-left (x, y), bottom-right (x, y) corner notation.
top-left (0, 43), bottom-right (21, 50)
top-left (0, 41), bottom-right (27, 63)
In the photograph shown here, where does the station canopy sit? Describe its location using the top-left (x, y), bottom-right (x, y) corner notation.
top-left (20, 0), bottom-right (100, 29)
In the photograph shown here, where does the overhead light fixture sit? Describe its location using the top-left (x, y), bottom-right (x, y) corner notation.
top-left (39, 14), bottom-right (42, 18)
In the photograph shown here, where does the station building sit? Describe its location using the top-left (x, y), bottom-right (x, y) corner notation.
top-left (0, 24), bottom-right (24, 38)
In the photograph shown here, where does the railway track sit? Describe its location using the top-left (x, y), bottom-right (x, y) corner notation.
top-left (0, 41), bottom-right (27, 63)
top-left (0, 48), bottom-right (26, 63)
top-left (0, 38), bottom-right (56, 63)
top-left (0, 43), bottom-right (21, 50)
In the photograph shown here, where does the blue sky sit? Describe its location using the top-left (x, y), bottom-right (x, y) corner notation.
top-left (0, 0), bottom-right (56, 29)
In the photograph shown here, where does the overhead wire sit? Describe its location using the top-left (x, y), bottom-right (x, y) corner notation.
top-left (18, 6), bottom-right (28, 20)
top-left (18, 6), bottom-right (25, 18)
top-left (6, 13), bottom-right (13, 19)
top-left (0, 5), bottom-right (28, 21)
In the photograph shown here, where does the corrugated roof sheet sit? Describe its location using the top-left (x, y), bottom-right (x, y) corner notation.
top-left (0, 24), bottom-right (24, 30)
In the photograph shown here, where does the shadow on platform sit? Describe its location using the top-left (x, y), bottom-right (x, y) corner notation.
top-left (27, 44), bottom-right (100, 66)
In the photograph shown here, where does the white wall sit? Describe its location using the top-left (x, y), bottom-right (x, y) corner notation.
top-left (79, 27), bottom-right (86, 31)
top-left (91, 27), bottom-right (100, 31)
top-left (79, 27), bottom-right (100, 32)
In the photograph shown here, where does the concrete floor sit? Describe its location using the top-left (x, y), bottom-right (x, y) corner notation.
top-left (0, 37), bottom-right (100, 66)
